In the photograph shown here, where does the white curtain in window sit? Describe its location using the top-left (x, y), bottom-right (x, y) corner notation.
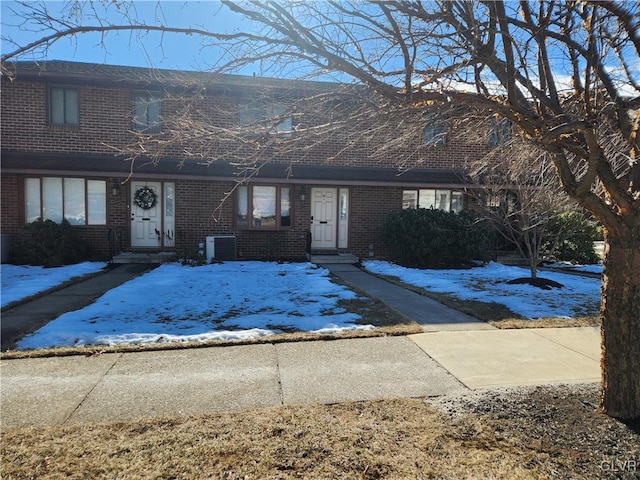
top-left (253, 186), bottom-right (276, 219)
top-left (402, 191), bottom-right (418, 209)
top-left (418, 189), bottom-right (436, 209)
top-left (64, 178), bottom-right (85, 225)
top-left (87, 180), bottom-right (106, 225)
top-left (435, 190), bottom-right (451, 211)
top-left (43, 177), bottom-right (63, 223)
top-left (25, 178), bottom-right (41, 223)
top-left (451, 192), bottom-right (464, 213)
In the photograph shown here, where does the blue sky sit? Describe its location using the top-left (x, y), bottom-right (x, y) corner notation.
top-left (1, 1), bottom-right (250, 71)
top-left (1, 1), bottom-right (636, 94)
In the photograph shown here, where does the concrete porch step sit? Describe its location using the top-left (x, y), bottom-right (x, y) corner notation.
top-left (309, 253), bottom-right (359, 264)
top-left (111, 252), bottom-right (176, 264)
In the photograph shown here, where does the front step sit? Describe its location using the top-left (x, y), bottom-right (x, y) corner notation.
top-left (308, 253), bottom-right (359, 264)
top-left (111, 252), bottom-right (176, 264)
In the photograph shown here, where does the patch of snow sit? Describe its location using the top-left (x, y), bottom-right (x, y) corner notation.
top-left (1, 262), bottom-right (107, 308)
top-left (363, 261), bottom-right (600, 319)
top-left (544, 262), bottom-right (603, 274)
top-left (16, 262), bottom-right (371, 350)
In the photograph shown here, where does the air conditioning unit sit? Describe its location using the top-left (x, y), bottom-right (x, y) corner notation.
top-left (205, 236), bottom-right (237, 262)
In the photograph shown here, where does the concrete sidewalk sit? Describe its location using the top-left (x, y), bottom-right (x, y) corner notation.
top-left (1, 336), bottom-right (464, 428)
top-left (0, 261), bottom-right (602, 429)
top-left (0, 327), bottom-right (601, 429)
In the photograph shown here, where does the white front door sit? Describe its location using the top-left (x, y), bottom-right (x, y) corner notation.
top-left (311, 187), bottom-right (338, 249)
top-left (131, 181), bottom-right (162, 248)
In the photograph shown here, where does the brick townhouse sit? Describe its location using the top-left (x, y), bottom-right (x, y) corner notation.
top-left (1, 61), bottom-right (503, 262)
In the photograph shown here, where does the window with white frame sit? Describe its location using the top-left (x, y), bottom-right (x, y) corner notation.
top-left (49, 87), bottom-right (79, 125)
top-left (238, 99), bottom-right (292, 134)
top-left (402, 189), bottom-right (464, 213)
top-left (236, 185), bottom-right (291, 229)
top-left (133, 92), bottom-right (162, 131)
top-left (25, 177), bottom-right (106, 225)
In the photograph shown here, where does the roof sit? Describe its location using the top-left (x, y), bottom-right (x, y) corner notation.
top-left (2, 60), bottom-right (343, 94)
top-left (0, 152), bottom-right (472, 188)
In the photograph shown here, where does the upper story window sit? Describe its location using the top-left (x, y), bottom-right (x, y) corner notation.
top-left (238, 100), bottom-right (292, 135)
top-left (402, 189), bottom-right (464, 213)
top-left (236, 185), bottom-right (291, 229)
top-left (133, 92), bottom-right (162, 132)
top-left (25, 177), bottom-right (106, 225)
top-left (488, 118), bottom-right (511, 147)
top-left (49, 87), bottom-right (79, 125)
top-left (422, 123), bottom-right (447, 146)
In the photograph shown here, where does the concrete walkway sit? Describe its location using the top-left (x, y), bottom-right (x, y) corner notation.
top-left (1, 263), bottom-right (156, 351)
top-left (322, 263), bottom-right (494, 331)
top-left (0, 261), bottom-right (602, 429)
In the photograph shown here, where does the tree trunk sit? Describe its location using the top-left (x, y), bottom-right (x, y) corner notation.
top-left (600, 231), bottom-right (640, 419)
top-left (524, 230), bottom-right (538, 279)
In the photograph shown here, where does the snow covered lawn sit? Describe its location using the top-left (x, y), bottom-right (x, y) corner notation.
top-left (363, 260), bottom-right (601, 319)
top-left (1, 262), bottom-right (107, 308)
top-left (15, 262), bottom-right (371, 350)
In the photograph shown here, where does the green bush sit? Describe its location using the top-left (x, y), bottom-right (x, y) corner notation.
top-left (9, 218), bottom-right (95, 267)
top-left (175, 247), bottom-right (208, 266)
top-left (383, 209), bottom-right (494, 267)
top-left (543, 211), bottom-right (602, 264)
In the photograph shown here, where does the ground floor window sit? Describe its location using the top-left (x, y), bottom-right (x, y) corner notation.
top-left (25, 177), bottom-right (106, 225)
top-left (402, 189), bottom-right (464, 213)
top-left (236, 185), bottom-right (291, 229)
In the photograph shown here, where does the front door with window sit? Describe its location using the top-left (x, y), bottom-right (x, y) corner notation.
top-left (311, 187), bottom-right (338, 249)
top-left (131, 181), bottom-right (162, 248)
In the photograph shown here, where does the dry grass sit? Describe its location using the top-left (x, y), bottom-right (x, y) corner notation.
top-left (2, 387), bottom-right (638, 480)
top-left (490, 316), bottom-right (601, 329)
top-left (0, 400), bottom-right (581, 479)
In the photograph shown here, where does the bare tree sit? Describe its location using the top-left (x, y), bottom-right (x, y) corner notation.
top-left (466, 128), bottom-right (578, 281)
top-left (2, 0), bottom-right (639, 419)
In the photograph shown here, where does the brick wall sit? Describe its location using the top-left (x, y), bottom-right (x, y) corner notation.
top-left (1, 81), bottom-right (133, 155)
top-left (174, 180), bottom-right (308, 261)
top-left (348, 186), bottom-right (403, 259)
top-left (1, 174), bottom-right (22, 236)
top-left (1, 68), bottom-right (487, 262)
top-left (3, 173), bottom-right (422, 261)
top-left (1, 77), bottom-right (496, 170)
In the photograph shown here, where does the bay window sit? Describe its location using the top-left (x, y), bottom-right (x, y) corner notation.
top-left (236, 185), bottom-right (291, 229)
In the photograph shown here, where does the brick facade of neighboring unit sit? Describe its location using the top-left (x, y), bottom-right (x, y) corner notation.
top-left (1, 61), bottom-right (497, 262)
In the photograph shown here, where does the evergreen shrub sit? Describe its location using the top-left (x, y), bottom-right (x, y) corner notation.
top-left (543, 211), bottom-right (602, 264)
top-left (9, 219), bottom-right (95, 267)
top-left (382, 208), bottom-right (494, 267)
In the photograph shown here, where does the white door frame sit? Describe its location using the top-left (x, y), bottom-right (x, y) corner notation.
top-left (310, 187), bottom-right (337, 249)
top-left (310, 187), bottom-right (349, 250)
top-left (130, 181), bottom-right (163, 248)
